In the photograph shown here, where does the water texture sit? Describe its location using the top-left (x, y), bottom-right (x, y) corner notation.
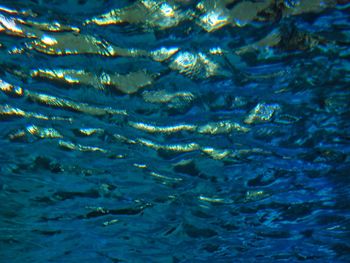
top-left (0, 0), bottom-right (350, 262)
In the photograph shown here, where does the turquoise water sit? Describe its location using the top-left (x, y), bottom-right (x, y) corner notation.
top-left (0, 1), bottom-right (350, 262)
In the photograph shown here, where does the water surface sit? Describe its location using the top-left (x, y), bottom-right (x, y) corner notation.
top-left (0, 1), bottom-right (350, 262)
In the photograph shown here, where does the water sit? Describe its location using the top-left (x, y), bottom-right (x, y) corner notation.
top-left (0, 1), bottom-right (349, 262)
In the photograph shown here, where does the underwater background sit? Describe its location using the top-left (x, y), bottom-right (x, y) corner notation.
top-left (0, 0), bottom-right (350, 262)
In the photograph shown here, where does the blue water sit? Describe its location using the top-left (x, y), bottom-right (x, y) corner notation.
top-left (0, 1), bottom-right (349, 262)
